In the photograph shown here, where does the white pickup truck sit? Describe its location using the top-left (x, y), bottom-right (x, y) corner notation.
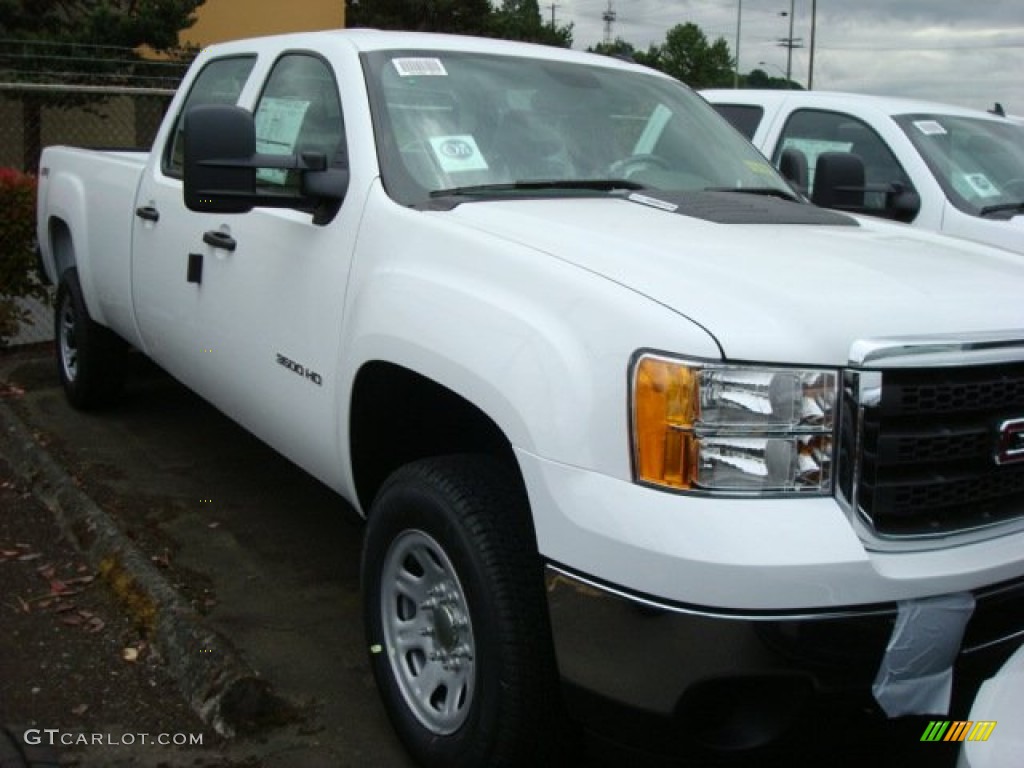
top-left (703, 89), bottom-right (1024, 254)
top-left (37, 30), bottom-right (1024, 767)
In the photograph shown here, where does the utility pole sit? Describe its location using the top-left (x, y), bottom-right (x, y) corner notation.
top-left (778, 0), bottom-right (803, 86)
top-left (547, 3), bottom-right (559, 27)
top-left (808, 0), bottom-right (817, 90)
top-left (602, 1), bottom-right (616, 46)
top-left (734, 0), bottom-right (742, 88)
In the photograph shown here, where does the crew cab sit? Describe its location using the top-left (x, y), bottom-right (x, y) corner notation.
top-left (703, 89), bottom-right (1024, 254)
top-left (36, 31), bottom-right (1024, 767)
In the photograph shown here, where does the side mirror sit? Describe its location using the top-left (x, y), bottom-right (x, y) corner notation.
top-left (183, 105), bottom-right (258, 214)
top-left (183, 104), bottom-right (348, 224)
top-left (885, 182), bottom-right (921, 223)
top-left (811, 152), bottom-right (865, 211)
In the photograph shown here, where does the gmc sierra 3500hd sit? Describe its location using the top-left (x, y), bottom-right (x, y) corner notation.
top-left (37, 29), bottom-right (1024, 768)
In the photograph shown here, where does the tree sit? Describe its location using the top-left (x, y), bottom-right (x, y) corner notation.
top-left (347, 0), bottom-right (494, 37)
top-left (490, 0), bottom-right (572, 47)
top-left (743, 68), bottom-right (802, 90)
top-left (347, 0), bottom-right (572, 47)
top-left (641, 23), bottom-right (734, 89)
top-left (0, 0), bottom-right (204, 50)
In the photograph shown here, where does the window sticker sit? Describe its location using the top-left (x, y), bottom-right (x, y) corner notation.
top-left (914, 120), bottom-right (947, 136)
top-left (962, 173), bottom-right (1001, 198)
top-left (393, 58), bottom-right (448, 77)
top-left (428, 135), bottom-right (489, 173)
top-left (255, 97), bottom-right (310, 184)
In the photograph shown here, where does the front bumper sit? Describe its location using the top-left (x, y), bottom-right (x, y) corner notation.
top-left (546, 565), bottom-right (1024, 759)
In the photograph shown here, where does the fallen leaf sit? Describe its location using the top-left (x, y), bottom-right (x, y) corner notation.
top-left (55, 602), bottom-right (76, 613)
top-left (36, 564), bottom-right (56, 579)
top-left (71, 703), bottom-right (88, 716)
top-left (17, 552), bottom-right (43, 562)
top-left (62, 616), bottom-right (82, 626)
top-left (16, 595), bottom-right (30, 613)
top-left (64, 575), bottom-right (95, 586)
top-left (122, 647), bottom-right (139, 662)
top-left (207, 522), bottom-right (220, 529)
top-left (85, 616), bottom-right (105, 633)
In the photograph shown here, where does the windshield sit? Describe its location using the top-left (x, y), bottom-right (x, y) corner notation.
top-left (362, 49), bottom-right (792, 206)
top-left (894, 113), bottom-right (1024, 218)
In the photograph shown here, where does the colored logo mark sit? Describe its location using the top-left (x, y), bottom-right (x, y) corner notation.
top-left (920, 721), bottom-right (997, 742)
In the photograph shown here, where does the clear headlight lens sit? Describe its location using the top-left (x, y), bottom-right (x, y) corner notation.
top-left (631, 354), bottom-right (837, 494)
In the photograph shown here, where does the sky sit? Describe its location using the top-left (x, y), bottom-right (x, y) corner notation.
top-left (554, 0), bottom-right (1024, 114)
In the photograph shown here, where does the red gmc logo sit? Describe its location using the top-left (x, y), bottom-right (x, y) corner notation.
top-left (996, 418), bottom-right (1024, 465)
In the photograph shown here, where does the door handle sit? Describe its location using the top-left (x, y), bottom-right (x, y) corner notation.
top-left (135, 206), bottom-right (159, 222)
top-left (203, 230), bottom-right (237, 252)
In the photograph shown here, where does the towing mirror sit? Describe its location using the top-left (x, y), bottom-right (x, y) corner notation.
top-left (183, 104), bottom-right (348, 224)
top-left (183, 104), bottom-right (258, 214)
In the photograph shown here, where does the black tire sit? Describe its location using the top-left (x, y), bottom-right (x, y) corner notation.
top-left (54, 268), bottom-right (126, 409)
top-left (362, 456), bottom-right (560, 768)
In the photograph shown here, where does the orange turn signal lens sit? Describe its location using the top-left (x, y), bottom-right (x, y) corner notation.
top-left (632, 356), bottom-right (699, 488)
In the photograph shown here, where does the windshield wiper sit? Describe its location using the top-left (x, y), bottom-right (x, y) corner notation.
top-left (979, 201), bottom-right (1024, 218)
top-left (704, 186), bottom-right (800, 202)
top-left (430, 179), bottom-right (646, 198)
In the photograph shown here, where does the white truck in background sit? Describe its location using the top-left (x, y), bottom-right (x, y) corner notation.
top-left (704, 89), bottom-right (1024, 254)
top-left (36, 30), bottom-right (1024, 767)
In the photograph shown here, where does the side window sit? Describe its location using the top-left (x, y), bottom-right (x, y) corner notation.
top-left (253, 54), bottom-right (346, 192)
top-left (164, 56), bottom-right (256, 177)
top-left (775, 109), bottom-right (914, 214)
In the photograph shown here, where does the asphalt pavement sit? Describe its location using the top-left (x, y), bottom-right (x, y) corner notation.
top-left (0, 344), bottom-right (963, 768)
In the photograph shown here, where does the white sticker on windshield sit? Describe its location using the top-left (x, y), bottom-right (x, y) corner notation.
top-left (393, 58), bottom-right (448, 77)
top-left (963, 173), bottom-right (1001, 198)
top-left (428, 135), bottom-right (489, 173)
top-left (914, 120), bottom-right (947, 136)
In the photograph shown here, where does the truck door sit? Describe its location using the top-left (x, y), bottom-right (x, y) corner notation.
top-left (148, 52), bottom-right (357, 485)
top-left (132, 54), bottom-right (257, 380)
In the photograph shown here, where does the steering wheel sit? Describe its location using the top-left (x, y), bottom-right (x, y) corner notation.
top-left (609, 154), bottom-right (672, 179)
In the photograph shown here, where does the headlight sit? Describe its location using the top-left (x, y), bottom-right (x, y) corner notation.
top-left (631, 354), bottom-right (838, 494)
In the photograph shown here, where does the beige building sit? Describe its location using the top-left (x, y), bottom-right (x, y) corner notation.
top-left (181, 0), bottom-right (345, 48)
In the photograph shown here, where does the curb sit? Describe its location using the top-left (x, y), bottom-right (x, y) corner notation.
top-left (0, 397), bottom-right (290, 738)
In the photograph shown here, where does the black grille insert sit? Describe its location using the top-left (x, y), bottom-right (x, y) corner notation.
top-left (843, 363), bottom-right (1024, 536)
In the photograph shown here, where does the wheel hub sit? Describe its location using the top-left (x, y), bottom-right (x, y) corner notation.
top-left (380, 529), bottom-right (477, 735)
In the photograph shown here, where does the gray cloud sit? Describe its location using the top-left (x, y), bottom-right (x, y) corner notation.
top-left (559, 0), bottom-right (1024, 113)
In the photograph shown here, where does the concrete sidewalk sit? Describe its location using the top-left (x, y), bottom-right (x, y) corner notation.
top-left (0, 346), bottom-right (416, 767)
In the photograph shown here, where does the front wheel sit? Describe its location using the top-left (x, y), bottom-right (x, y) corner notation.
top-left (362, 456), bottom-right (560, 768)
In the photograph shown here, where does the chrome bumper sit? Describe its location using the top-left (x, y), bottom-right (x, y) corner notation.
top-left (546, 565), bottom-right (1024, 757)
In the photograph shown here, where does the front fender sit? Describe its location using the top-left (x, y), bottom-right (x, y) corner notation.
top-left (338, 186), bottom-right (721, 481)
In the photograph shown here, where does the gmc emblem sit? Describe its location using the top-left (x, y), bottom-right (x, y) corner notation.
top-left (995, 418), bottom-right (1024, 465)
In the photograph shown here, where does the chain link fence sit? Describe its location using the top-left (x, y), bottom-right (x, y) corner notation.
top-left (1, 81), bottom-right (178, 346)
top-left (1, 39), bottom-right (190, 347)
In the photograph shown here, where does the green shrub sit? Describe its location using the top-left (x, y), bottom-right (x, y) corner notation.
top-left (0, 167), bottom-right (49, 347)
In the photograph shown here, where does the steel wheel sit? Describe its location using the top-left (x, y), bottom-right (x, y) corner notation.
top-left (58, 287), bottom-right (79, 383)
top-left (380, 529), bottom-right (476, 735)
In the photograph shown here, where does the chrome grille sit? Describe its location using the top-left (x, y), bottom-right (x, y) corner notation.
top-left (840, 363), bottom-right (1024, 537)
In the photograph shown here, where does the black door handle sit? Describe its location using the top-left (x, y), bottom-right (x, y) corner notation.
top-left (203, 230), bottom-right (237, 252)
top-left (135, 206), bottom-right (159, 222)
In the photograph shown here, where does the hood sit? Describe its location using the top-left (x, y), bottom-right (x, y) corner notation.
top-left (443, 195), bottom-right (1024, 366)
